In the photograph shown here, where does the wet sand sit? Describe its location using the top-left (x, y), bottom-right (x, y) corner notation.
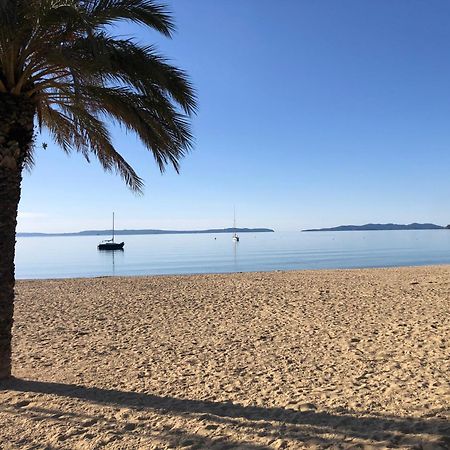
top-left (1, 265), bottom-right (449, 449)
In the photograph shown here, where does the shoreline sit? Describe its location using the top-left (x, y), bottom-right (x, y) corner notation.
top-left (3, 265), bottom-right (450, 449)
top-left (15, 261), bottom-right (450, 282)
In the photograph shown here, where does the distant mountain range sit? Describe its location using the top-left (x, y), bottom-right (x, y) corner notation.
top-left (17, 227), bottom-right (274, 237)
top-left (303, 223), bottom-right (447, 232)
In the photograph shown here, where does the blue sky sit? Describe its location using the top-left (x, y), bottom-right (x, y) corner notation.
top-left (18, 0), bottom-right (450, 232)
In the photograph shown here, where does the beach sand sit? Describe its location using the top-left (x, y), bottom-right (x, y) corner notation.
top-left (0, 265), bottom-right (449, 449)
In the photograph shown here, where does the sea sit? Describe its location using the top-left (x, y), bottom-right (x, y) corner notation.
top-left (14, 230), bottom-right (450, 279)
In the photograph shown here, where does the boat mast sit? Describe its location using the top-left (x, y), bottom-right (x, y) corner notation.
top-left (232, 206), bottom-right (239, 241)
top-left (112, 212), bottom-right (115, 242)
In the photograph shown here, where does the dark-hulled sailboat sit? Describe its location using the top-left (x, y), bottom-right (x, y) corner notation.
top-left (98, 212), bottom-right (124, 250)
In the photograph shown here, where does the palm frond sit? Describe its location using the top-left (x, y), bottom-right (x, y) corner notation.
top-left (41, 102), bottom-right (144, 192)
top-left (60, 34), bottom-right (197, 114)
top-left (87, 0), bottom-right (175, 36)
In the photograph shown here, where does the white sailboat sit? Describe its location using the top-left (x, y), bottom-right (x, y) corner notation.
top-left (232, 207), bottom-right (239, 242)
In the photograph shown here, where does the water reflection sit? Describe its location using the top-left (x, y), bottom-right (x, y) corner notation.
top-left (233, 239), bottom-right (238, 269)
top-left (97, 248), bottom-right (124, 276)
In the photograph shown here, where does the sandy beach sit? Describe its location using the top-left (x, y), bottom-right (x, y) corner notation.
top-left (0, 265), bottom-right (449, 449)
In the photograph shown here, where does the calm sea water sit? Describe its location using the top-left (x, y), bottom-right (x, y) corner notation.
top-left (14, 230), bottom-right (450, 279)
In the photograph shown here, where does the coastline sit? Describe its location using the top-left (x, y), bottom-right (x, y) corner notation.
top-left (15, 261), bottom-right (450, 282)
top-left (2, 265), bottom-right (449, 449)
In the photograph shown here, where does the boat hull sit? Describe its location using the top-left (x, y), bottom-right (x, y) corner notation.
top-left (98, 242), bottom-right (125, 250)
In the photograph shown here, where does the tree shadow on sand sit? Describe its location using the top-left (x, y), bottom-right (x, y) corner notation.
top-left (1, 378), bottom-right (449, 449)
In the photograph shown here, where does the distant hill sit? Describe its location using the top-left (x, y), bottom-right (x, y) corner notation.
top-left (17, 227), bottom-right (274, 237)
top-left (302, 223), bottom-right (444, 232)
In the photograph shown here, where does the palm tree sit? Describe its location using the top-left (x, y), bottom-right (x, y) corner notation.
top-left (0, 0), bottom-right (196, 379)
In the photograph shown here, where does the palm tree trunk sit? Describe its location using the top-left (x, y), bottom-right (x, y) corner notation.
top-left (0, 94), bottom-right (35, 380)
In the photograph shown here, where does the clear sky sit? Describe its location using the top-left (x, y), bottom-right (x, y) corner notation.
top-left (17, 0), bottom-right (450, 232)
